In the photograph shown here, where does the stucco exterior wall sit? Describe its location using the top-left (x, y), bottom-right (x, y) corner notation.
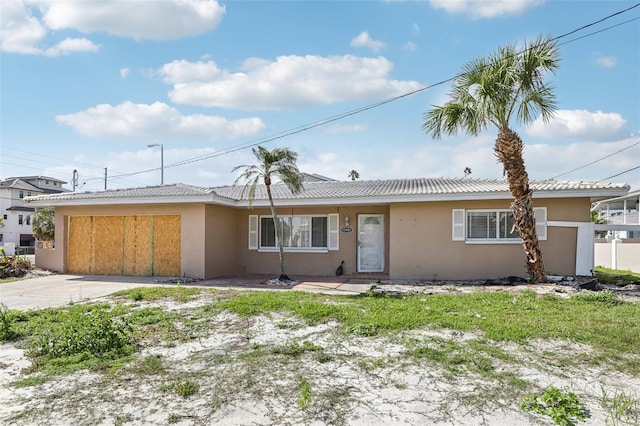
top-left (45, 204), bottom-right (206, 278)
top-left (204, 204), bottom-right (238, 278)
top-left (389, 198), bottom-right (590, 280)
top-left (235, 205), bottom-right (390, 277)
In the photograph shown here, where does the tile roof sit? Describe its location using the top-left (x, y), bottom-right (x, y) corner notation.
top-left (26, 178), bottom-right (629, 205)
top-left (212, 178), bottom-right (630, 201)
top-left (26, 183), bottom-right (214, 202)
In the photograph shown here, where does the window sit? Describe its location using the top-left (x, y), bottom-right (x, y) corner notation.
top-left (26, 215), bottom-right (31, 225)
top-left (3, 214), bottom-right (6, 220)
top-left (260, 215), bottom-right (328, 248)
top-left (18, 215), bottom-right (23, 225)
top-left (19, 191), bottom-right (24, 199)
top-left (0, 234), bottom-right (3, 242)
top-left (452, 208), bottom-right (547, 243)
top-left (27, 191), bottom-right (32, 196)
top-left (466, 211), bottom-right (518, 240)
top-left (249, 214), bottom-right (339, 251)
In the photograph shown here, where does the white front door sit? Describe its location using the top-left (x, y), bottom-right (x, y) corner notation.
top-left (357, 214), bottom-right (384, 272)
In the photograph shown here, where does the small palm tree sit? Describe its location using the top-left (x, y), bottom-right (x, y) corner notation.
top-left (348, 170), bottom-right (360, 181)
top-left (233, 146), bottom-right (304, 281)
top-left (424, 36), bottom-right (560, 283)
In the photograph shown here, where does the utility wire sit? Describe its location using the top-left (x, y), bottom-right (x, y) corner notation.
top-left (550, 140), bottom-right (640, 179)
top-left (596, 165), bottom-right (640, 183)
top-left (10, 3), bottom-right (640, 185)
top-left (147, 3), bottom-right (640, 177)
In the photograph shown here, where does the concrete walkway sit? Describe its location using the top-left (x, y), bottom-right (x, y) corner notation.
top-left (0, 274), bottom-right (375, 310)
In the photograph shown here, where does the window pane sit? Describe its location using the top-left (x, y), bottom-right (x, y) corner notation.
top-left (311, 217), bottom-right (327, 247)
top-left (260, 217), bottom-right (276, 247)
top-left (467, 212), bottom-right (495, 239)
top-left (498, 212), bottom-right (518, 239)
top-left (290, 216), bottom-right (310, 247)
top-left (280, 217), bottom-right (292, 247)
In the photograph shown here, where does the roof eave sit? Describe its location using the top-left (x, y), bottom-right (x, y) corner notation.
top-left (25, 195), bottom-right (216, 207)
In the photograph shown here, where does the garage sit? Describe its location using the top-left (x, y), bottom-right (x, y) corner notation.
top-left (67, 215), bottom-right (181, 276)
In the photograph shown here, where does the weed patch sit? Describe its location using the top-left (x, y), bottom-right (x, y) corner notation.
top-left (520, 386), bottom-right (589, 425)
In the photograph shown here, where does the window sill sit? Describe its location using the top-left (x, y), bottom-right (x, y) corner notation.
top-left (465, 239), bottom-right (522, 245)
top-left (258, 248), bottom-right (329, 254)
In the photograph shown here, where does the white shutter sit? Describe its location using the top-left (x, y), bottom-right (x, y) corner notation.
top-left (248, 215), bottom-right (258, 249)
top-left (328, 214), bottom-right (339, 250)
top-left (452, 209), bottom-right (465, 241)
top-left (534, 207), bottom-right (547, 241)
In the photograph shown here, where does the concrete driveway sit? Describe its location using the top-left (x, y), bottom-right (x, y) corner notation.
top-left (0, 274), bottom-right (164, 310)
top-left (0, 274), bottom-right (375, 311)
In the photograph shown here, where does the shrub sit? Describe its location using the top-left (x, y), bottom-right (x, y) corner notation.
top-left (30, 307), bottom-right (133, 358)
top-left (520, 386), bottom-right (589, 425)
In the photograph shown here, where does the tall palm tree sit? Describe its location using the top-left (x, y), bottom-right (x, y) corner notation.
top-left (233, 146), bottom-right (304, 281)
top-left (423, 36), bottom-right (559, 283)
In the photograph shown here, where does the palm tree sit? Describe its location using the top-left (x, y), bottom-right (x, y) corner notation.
top-left (233, 146), bottom-right (304, 281)
top-left (423, 36), bottom-right (559, 283)
top-left (348, 170), bottom-right (360, 181)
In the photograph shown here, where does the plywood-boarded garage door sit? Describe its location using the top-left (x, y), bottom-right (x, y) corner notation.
top-left (68, 215), bottom-right (181, 276)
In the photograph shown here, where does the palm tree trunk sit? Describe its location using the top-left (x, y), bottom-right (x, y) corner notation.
top-left (265, 184), bottom-right (289, 281)
top-left (494, 128), bottom-right (546, 283)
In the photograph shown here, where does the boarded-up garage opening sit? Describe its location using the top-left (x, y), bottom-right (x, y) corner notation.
top-left (67, 215), bottom-right (181, 276)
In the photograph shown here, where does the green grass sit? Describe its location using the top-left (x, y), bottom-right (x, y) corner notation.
top-left (5, 286), bottom-right (640, 389)
top-left (112, 286), bottom-right (202, 302)
top-left (595, 266), bottom-right (640, 285)
top-left (208, 289), bottom-right (640, 355)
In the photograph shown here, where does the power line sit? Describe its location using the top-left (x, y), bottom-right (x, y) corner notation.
top-left (550, 140), bottom-right (640, 179)
top-left (7, 4), bottom-right (639, 186)
top-left (596, 165), bottom-right (640, 183)
top-left (96, 5), bottom-right (640, 182)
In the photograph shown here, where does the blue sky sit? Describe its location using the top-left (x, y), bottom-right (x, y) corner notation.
top-left (1, 0), bottom-right (639, 191)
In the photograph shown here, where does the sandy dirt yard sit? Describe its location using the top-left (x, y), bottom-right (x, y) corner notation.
top-left (1, 285), bottom-right (639, 426)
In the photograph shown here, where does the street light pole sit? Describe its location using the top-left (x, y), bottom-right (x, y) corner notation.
top-left (147, 143), bottom-right (164, 185)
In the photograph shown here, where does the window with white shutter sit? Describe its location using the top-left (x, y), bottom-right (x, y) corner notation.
top-left (248, 215), bottom-right (258, 250)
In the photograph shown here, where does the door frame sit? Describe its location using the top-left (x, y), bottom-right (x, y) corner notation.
top-left (357, 214), bottom-right (385, 272)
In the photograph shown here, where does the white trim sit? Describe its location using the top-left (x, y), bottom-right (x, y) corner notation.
top-left (258, 248), bottom-right (329, 254)
top-left (465, 240), bottom-right (522, 245)
top-left (357, 214), bottom-right (385, 273)
top-left (26, 188), bottom-right (629, 208)
top-left (546, 221), bottom-right (594, 276)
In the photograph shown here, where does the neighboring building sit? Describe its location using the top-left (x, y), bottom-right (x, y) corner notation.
top-left (26, 178), bottom-right (628, 280)
top-left (592, 189), bottom-right (640, 239)
top-left (0, 176), bottom-right (68, 253)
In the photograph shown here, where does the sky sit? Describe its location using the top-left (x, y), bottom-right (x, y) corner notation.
top-left (1, 0), bottom-right (639, 192)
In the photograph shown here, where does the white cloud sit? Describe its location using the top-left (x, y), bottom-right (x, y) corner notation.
top-left (412, 23), bottom-right (420, 34)
top-left (429, 0), bottom-right (544, 19)
top-left (403, 41), bottom-right (417, 52)
top-left (120, 67), bottom-right (130, 79)
top-left (160, 55), bottom-right (423, 110)
top-left (1, 0), bottom-right (225, 56)
top-left (526, 109), bottom-right (627, 141)
top-left (157, 59), bottom-right (221, 84)
top-left (350, 31), bottom-right (386, 52)
top-left (0, 0), bottom-right (47, 54)
top-left (594, 54), bottom-right (617, 68)
top-left (297, 153), bottom-right (364, 182)
top-left (55, 101), bottom-right (266, 141)
top-left (42, 0), bottom-right (225, 40)
top-left (43, 37), bottom-right (99, 56)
